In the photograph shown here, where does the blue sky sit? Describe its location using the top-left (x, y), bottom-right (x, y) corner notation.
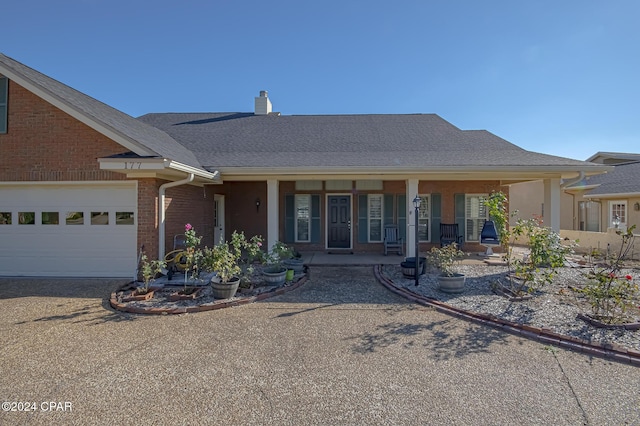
top-left (4, 1), bottom-right (639, 161)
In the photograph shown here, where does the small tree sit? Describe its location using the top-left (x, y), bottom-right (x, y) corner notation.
top-left (578, 225), bottom-right (639, 324)
top-left (508, 216), bottom-right (575, 296)
top-left (138, 253), bottom-right (166, 293)
top-left (484, 191), bottom-right (575, 296)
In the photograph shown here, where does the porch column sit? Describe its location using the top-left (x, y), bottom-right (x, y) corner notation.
top-left (406, 178), bottom-right (419, 257)
top-left (543, 178), bottom-right (561, 232)
top-left (267, 179), bottom-right (279, 250)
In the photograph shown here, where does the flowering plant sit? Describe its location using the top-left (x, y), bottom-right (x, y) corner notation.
top-left (182, 223), bottom-right (204, 287)
top-left (429, 243), bottom-right (465, 277)
top-left (205, 231), bottom-right (264, 283)
top-left (138, 253), bottom-right (166, 293)
top-left (579, 225), bottom-right (639, 324)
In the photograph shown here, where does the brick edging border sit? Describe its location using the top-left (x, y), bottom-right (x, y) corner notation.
top-left (373, 265), bottom-right (640, 367)
top-left (110, 275), bottom-right (308, 315)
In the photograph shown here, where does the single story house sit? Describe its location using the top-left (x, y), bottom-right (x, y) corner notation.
top-left (0, 53), bottom-right (610, 277)
top-left (510, 152), bottom-right (639, 232)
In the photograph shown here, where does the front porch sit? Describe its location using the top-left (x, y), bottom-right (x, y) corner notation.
top-left (299, 251), bottom-right (490, 266)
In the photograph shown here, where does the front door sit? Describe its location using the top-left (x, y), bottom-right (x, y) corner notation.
top-left (327, 195), bottom-right (351, 249)
top-left (214, 195), bottom-right (225, 244)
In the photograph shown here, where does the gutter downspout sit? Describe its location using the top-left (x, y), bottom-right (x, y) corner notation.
top-left (560, 171), bottom-right (585, 189)
top-left (158, 173), bottom-right (195, 260)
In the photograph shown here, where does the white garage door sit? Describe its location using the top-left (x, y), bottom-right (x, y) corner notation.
top-left (0, 182), bottom-right (137, 277)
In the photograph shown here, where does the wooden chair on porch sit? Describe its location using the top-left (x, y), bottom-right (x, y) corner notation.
top-left (383, 224), bottom-right (404, 256)
top-left (439, 223), bottom-right (463, 247)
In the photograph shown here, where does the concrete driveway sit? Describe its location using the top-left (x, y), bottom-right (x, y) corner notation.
top-left (0, 267), bottom-right (638, 425)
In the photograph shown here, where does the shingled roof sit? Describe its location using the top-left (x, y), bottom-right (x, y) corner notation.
top-left (0, 53), bottom-right (204, 171)
top-left (137, 112), bottom-right (605, 173)
top-left (584, 161), bottom-right (640, 196)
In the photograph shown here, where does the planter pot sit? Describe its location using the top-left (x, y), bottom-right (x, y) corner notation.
top-left (122, 288), bottom-right (155, 302)
top-left (283, 258), bottom-right (304, 274)
top-left (402, 257), bottom-right (426, 276)
top-left (438, 273), bottom-right (466, 294)
top-left (263, 267), bottom-right (287, 286)
top-left (577, 313), bottom-right (640, 330)
top-left (211, 276), bottom-right (241, 299)
top-left (168, 287), bottom-right (204, 301)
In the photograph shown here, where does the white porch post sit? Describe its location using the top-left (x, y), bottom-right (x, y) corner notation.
top-left (543, 178), bottom-right (561, 232)
top-left (267, 179), bottom-right (279, 250)
top-left (406, 179), bottom-right (419, 257)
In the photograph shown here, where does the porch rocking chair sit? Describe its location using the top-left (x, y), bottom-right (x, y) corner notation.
top-left (439, 223), bottom-right (463, 247)
top-left (383, 225), bottom-right (404, 256)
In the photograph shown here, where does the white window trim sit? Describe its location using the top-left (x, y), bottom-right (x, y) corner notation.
top-left (418, 194), bottom-right (431, 243)
top-left (465, 193), bottom-right (489, 242)
top-left (609, 200), bottom-right (627, 229)
top-left (368, 194), bottom-right (383, 243)
top-left (294, 194), bottom-right (311, 243)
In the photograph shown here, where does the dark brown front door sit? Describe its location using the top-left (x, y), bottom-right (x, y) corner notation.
top-left (328, 195), bottom-right (351, 249)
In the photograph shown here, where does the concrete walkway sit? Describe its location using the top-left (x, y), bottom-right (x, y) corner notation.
top-left (0, 268), bottom-right (638, 425)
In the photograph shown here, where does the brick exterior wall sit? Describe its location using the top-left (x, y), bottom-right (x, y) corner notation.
top-left (1, 79), bottom-right (509, 260)
top-left (0, 81), bottom-right (126, 181)
top-left (163, 183), bottom-right (214, 254)
top-left (224, 179), bottom-right (506, 254)
top-left (0, 79), bottom-right (165, 260)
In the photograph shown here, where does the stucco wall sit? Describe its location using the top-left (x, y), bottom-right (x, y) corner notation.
top-left (560, 228), bottom-right (639, 259)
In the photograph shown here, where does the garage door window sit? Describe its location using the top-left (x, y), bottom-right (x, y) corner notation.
top-left (116, 212), bottom-right (134, 225)
top-left (66, 212), bottom-right (84, 225)
top-left (42, 212), bottom-right (59, 225)
top-left (91, 212), bottom-right (109, 225)
top-left (0, 212), bottom-right (10, 224)
top-left (18, 212), bottom-right (35, 225)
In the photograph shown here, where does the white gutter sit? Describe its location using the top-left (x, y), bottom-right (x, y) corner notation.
top-left (158, 173), bottom-right (195, 260)
top-left (560, 171), bottom-right (585, 189)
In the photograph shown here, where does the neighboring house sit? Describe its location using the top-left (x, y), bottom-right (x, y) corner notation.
top-left (0, 53), bottom-right (609, 277)
top-left (568, 153), bottom-right (640, 232)
top-left (511, 152), bottom-right (640, 233)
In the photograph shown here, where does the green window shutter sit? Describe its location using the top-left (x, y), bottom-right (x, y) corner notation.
top-left (284, 194), bottom-right (295, 243)
top-left (431, 193), bottom-right (441, 243)
top-left (383, 194), bottom-right (394, 226)
top-left (358, 194), bottom-right (368, 243)
top-left (454, 193), bottom-right (466, 243)
top-left (310, 194), bottom-right (321, 243)
top-left (0, 77), bottom-right (7, 134)
top-left (397, 194), bottom-right (406, 240)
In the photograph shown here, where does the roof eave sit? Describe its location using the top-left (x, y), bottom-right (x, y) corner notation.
top-left (99, 157), bottom-right (219, 183)
top-left (0, 61), bottom-right (159, 158)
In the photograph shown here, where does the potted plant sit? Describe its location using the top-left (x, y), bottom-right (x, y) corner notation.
top-left (206, 231), bottom-right (264, 299)
top-left (429, 242), bottom-right (466, 293)
top-left (282, 249), bottom-right (304, 274)
top-left (262, 241), bottom-right (293, 285)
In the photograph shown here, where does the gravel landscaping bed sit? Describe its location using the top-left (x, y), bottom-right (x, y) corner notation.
top-left (382, 263), bottom-right (640, 353)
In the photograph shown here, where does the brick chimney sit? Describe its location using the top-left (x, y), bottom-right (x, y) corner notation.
top-left (254, 90), bottom-right (272, 115)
